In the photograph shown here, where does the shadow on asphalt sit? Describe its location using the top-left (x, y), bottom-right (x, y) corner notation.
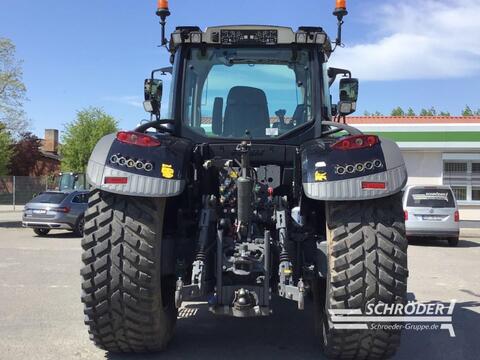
top-left (0, 221), bottom-right (22, 228)
top-left (106, 297), bottom-right (324, 360)
top-left (104, 295), bottom-right (480, 360)
top-left (397, 298), bottom-right (480, 360)
top-left (36, 231), bottom-right (80, 239)
top-left (409, 238), bottom-right (480, 248)
top-left (0, 225), bottom-right (81, 239)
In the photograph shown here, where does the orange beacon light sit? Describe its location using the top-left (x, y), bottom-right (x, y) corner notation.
top-left (335, 0), bottom-right (346, 10)
top-left (157, 0), bottom-right (169, 11)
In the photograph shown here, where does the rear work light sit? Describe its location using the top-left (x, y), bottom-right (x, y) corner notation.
top-left (361, 181), bottom-right (386, 190)
top-left (116, 131), bottom-right (161, 147)
top-left (332, 135), bottom-right (379, 151)
top-left (454, 210), bottom-right (460, 222)
top-left (404, 210), bottom-right (408, 221)
top-left (104, 176), bottom-right (129, 185)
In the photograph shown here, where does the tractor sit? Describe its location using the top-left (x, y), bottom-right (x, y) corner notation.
top-left (56, 172), bottom-right (87, 191)
top-left (81, 1), bottom-right (408, 358)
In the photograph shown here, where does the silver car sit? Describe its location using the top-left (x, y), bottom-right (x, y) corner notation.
top-left (22, 191), bottom-right (89, 237)
top-left (403, 185), bottom-right (460, 246)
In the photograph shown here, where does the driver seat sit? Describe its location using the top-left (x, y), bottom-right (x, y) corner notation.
top-left (223, 86), bottom-right (270, 138)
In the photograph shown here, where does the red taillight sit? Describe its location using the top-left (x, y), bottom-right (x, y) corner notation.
top-left (454, 210), bottom-right (460, 222)
top-left (404, 210), bottom-right (408, 221)
top-left (116, 131), bottom-right (161, 147)
top-left (104, 176), bottom-right (129, 184)
top-left (361, 181), bottom-right (386, 190)
top-left (52, 207), bottom-right (70, 213)
top-left (332, 135), bottom-right (380, 151)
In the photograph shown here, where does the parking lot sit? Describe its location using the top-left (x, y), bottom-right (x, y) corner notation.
top-left (0, 225), bottom-right (479, 360)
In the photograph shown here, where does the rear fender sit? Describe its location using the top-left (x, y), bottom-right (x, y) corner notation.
top-left (87, 133), bottom-right (192, 197)
top-left (301, 137), bottom-right (408, 201)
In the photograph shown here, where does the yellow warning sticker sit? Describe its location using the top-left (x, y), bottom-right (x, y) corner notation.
top-left (315, 171), bottom-right (327, 182)
top-left (161, 164), bottom-right (175, 179)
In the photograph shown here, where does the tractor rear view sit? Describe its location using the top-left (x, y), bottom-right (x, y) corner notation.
top-left (56, 172), bottom-right (86, 191)
top-left (80, 1), bottom-right (408, 358)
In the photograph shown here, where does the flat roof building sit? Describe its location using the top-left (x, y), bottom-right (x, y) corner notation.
top-left (347, 116), bottom-right (480, 221)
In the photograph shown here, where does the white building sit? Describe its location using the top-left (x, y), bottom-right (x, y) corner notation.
top-left (349, 116), bottom-right (480, 221)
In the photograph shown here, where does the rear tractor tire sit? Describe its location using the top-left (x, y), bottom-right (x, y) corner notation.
top-left (81, 190), bottom-right (177, 353)
top-left (315, 193), bottom-right (408, 359)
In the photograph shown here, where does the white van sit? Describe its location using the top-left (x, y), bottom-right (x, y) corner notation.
top-left (403, 185), bottom-right (460, 247)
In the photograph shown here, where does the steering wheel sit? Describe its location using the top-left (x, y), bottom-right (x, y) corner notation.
top-left (135, 120), bottom-right (175, 134)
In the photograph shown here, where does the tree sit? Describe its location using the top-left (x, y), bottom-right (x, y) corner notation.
top-left (0, 124), bottom-right (13, 175)
top-left (391, 107), bottom-right (405, 116)
top-left (362, 111), bottom-right (383, 116)
top-left (8, 132), bottom-right (42, 175)
top-left (462, 105), bottom-right (473, 116)
top-left (406, 108), bottom-right (416, 116)
top-left (0, 38), bottom-right (29, 137)
top-left (420, 107), bottom-right (437, 116)
top-left (61, 107), bottom-right (118, 172)
top-left (439, 111), bottom-right (451, 117)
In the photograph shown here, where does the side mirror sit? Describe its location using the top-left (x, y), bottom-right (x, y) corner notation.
top-left (144, 78), bottom-right (163, 116)
top-left (338, 78), bottom-right (359, 116)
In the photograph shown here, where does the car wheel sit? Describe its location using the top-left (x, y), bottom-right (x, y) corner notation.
top-left (34, 228), bottom-right (50, 236)
top-left (448, 237), bottom-right (459, 247)
top-left (74, 217), bottom-right (85, 237)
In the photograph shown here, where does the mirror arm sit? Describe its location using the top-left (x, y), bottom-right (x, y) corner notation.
top-left (150, 68), bottom-right (163, 80)
top-left (328, 67), bottom-right (351, 86)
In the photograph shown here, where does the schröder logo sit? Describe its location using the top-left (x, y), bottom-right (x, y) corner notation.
top-left (329, 300), bottom-right (456, 337)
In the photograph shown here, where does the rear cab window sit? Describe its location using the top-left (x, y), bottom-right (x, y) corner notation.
top-left (32, 192), bottom-right (68, 204)
top-left (407, 187), bottom-right (456, 208)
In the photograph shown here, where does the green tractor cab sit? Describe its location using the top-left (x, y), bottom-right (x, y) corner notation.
top-left (56, 172), bottom-right (87, 191)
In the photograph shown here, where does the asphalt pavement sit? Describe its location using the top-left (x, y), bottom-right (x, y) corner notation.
top-left (0, 227), bottom-right (479, 360)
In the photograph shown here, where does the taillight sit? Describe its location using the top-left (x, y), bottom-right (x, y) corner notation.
top-left (104, 176), bottom-right (129, 185)
top-left (331, 135), bottom-right (379, 151)
top-left (116, 131), bottom-right (161, 147)
top-left (361, 181), bottom-right (386, 190)
top-left (52, 207), bottom-right (70, 213)
top-left (404, 210), bottom-right (408, 221)
top-left (454, 210), bottom-right (460, 222)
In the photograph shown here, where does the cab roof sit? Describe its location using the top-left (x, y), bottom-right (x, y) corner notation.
top-left (170, 25), bottom-right (332, 56)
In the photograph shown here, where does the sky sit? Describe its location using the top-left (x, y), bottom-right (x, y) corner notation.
top-left (1, 0), bottom-right (479, 137)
